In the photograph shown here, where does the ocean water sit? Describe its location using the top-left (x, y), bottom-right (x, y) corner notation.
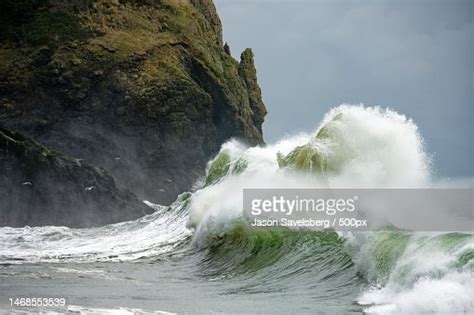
top-left (1, 105), bottom-right (472, 314)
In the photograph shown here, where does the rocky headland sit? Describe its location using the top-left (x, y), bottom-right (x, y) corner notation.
top-left (0, 0), bottom-right (266, 226)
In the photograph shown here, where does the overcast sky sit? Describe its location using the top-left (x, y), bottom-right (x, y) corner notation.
top-left (214, 0), bottom-right (473, 178)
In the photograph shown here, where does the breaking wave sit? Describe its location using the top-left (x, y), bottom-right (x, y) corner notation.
top-left (1, 105), bottom-right (472, 313)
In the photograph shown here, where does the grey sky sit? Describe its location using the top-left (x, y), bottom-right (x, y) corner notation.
top-left (214, 0), bottom-right (473, 177)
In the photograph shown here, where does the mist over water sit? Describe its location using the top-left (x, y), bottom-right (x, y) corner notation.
top-left (1, 105), bottom-right (472, 314)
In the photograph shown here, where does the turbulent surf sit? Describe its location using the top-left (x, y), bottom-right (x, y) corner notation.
top-left (1, 105), bottom-right (472, 314)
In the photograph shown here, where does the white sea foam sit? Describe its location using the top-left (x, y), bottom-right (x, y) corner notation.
top-left (0, 196), bottom-right (191, 263)
top-left (185, 104), bottom-right (472, 313)
top-left (0, 104), bottom-right (471, 313)
top-left (188, 105), bottom-right (431, 240)
top-left (359, 234), bottom-right (474, 314)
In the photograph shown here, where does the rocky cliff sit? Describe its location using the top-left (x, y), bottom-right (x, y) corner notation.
top-left (0, 127), bottom-right (153, 227)
top-left (0, 0), bottom-right (267, 220)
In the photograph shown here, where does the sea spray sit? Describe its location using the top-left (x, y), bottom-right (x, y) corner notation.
top-left (357, 233), bottom-right (474, 313)
top-left (188, 105), bottom-right (431, 239)
top-left (0, 105), bottom-right (471, 314)
top-left (186, 104), bottom-right (472, 313)
top-left (0, 193), bottom-right (193, 263)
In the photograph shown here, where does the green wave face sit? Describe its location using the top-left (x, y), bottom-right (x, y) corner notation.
top-left (277, 144), bottom-right (328, 174)
top-left (388, 233), bottom-right (474, 284)
top-left (205, 112), bottom-right (353, 183)
top-left (205, 151), bottom-right (232, 185)
top-left (187, 105), bottom-right (467, 312)
top-left (196, 221), bottom-right (360, 297)
top-left (193, 211), bottom-right (474, 284)
top-left (348, 230), bottom-right (413, 282)
top-left (193, 217), bottom-right (474, 312)
top-left (277, 112), bottom-right (351, 175)
top-left (204, 150), bottom-right (248, 186)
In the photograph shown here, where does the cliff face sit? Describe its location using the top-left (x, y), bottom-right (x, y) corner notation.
top-left (0, 128), bottom-right (153, 227)
top-left (0, 0), bottom-right (267, 208)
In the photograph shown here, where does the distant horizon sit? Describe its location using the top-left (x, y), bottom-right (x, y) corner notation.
top-left (215, 0), bottom-right (473, 178)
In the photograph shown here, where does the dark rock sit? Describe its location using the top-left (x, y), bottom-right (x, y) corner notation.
top-left (0, 127), bottom-right (153, 227)
top-left (224, 42), bottom-right (231, 56)
top-left (239, 48), bottom-right (267, 131)
top-left (0, 0), bottom-right (266, 225)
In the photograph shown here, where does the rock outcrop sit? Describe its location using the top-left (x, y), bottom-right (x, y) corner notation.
top-left (0, 0), bottom-right (267, 220)
top-left (0, 127), bottom-right (153, 227)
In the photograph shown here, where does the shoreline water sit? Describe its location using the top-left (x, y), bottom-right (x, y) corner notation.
top-left (1, 105), bottom-right (472, 314)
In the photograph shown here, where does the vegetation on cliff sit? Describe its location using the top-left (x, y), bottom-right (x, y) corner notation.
top-left (0, 0), bottom-right (267, 223)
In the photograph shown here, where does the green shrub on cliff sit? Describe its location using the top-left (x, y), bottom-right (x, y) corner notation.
top-left (23, 11), bottom-right (94, 48)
